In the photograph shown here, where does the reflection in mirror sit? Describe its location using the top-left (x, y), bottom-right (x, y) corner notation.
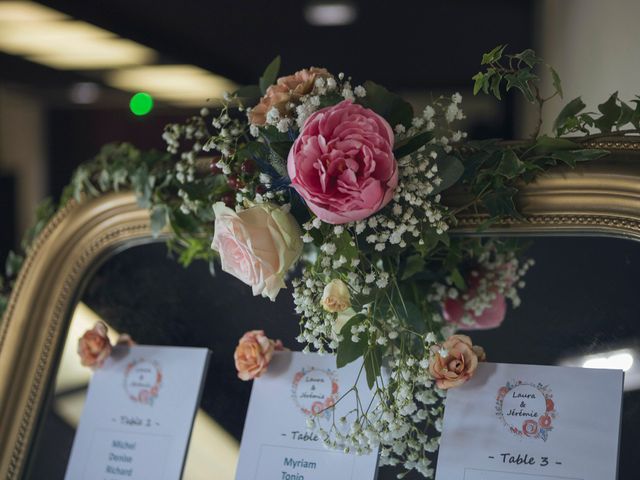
top-left (25, 237), bottom-right (640, 479)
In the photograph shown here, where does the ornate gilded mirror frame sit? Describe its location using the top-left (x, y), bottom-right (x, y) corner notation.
top-left (0, 139), bottom-right (639, 479)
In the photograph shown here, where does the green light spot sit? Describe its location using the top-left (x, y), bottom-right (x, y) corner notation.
top-left (129, 92), bottom-right (153, 116)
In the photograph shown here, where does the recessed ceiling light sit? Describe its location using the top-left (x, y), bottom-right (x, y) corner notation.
top-left (304, 1), bottom-right (358, 26)
top-left (107, 65), bottom-right (237, 106)
top-left (0, 21), bottom-right (157, 69)
top-left (0, 1), bottom-right (68, 23)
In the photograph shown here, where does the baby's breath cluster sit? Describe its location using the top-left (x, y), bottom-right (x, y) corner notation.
top-left (159, 59), bottom-right (537, 479)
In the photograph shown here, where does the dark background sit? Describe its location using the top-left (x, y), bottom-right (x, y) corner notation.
top-left (0, 0), bottom-right (534, 260)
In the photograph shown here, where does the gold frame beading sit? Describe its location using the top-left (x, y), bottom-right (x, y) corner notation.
top-left (0, 139), bottom-right (639, 479)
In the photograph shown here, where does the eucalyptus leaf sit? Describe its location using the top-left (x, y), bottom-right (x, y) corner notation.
top-left (234, 85), bottom-right (262, 99)
top-left (336, 314), bottom-right (367, 368)
top-left (401, 255), bottom-right (425, 281)
top-left (451, 268), bottom-right (466, 290)
top-left (364, 347), bottom-right (382, 389)
top-left (360, 81), bottom-right (413, 128)
top-left (259, 55), bottom-right (281, 94)
top-left (393, 131), bottom-right (433, 159)
top-left (432, 155), bottom-right (464, 195)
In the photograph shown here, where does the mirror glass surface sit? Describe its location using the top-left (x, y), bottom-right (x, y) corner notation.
top-left (24, 236), bottom-right (640, 480)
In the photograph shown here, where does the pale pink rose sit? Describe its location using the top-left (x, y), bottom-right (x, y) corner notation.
top-left (212, 202), bottom-right (303, 301)
top-left (428, 334), bottom-right (486, 389)
top-left (443, 270), bottom-right (509, 330)
top-left (288, 100), bottom-right (398, 224)
top-left (77, 321), bottom-right (112, 369)
top-left (249, 67), bottom-right (331, 125)
top-left (234, 330), bottom-right (286, 381)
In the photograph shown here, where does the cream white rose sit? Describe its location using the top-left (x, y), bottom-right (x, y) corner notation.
top-left (212, 202), bottom-right (303, 301)
top-left (321, 278), bottom-right (351, 312)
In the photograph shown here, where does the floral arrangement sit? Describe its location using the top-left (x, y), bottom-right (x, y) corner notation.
top-left (3, 46), bottom-right (640, 478)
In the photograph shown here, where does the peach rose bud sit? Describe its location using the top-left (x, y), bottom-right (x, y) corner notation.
top-left (428, 334), bottom-right (486, 390)
top-left (249, 67), bottom-right (331, 125)
top-left (78, 321), bottom-right (112, 369)
top-left (234, 330), bottom-right (286, 381)
top-left (321, 279), bottom-right (351, 313)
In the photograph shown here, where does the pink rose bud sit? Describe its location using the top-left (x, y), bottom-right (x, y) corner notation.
top-left (443, 269), bottom-right (509, 330)
top-left (234, 330), bottom-right (286, 381)
top-left (288, 100), bottom-right (398, 224)
top-left (77, 321), bottom-right (112, 369)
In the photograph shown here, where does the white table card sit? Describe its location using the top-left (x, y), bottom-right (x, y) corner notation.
top-left (65, 345), bottom-right (211, 480)
top-left (236, 351), bottom-right (381, 480)
top-left (436, 362), bottom-right (624, 480)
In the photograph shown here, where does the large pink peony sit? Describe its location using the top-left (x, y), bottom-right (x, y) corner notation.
top-left (287, 100), bottom-right (398, 224)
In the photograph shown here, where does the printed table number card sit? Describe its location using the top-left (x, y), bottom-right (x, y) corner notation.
top-left (435, 362), bottom-right (624, 480)
top-left (65, 345), bottom-right (211, 480)
top-left (236, 351), bottom-right (381, 480)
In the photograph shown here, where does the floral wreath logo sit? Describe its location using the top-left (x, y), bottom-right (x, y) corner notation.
top-left (495, 380), bottom-right (557, 442)
top-left (291, 367), bottom-right (339, 419)
top-left (124, 358), bottom-right (163, 406)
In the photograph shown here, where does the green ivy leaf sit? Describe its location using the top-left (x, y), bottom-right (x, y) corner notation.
top-left (550, 149), bottom-right (608, 166)
top-left (336, 314), bottom-right (367, 368)
top-left (553, 97), bottom-right (586, 133)
top-left (481, 44), bottom-right (506, 65)
top-left (594, 92), bottom-right (621, 133)
top-left (482, 187), bottom-right (521, 219)
top-left (259, 55), bottom-right (281, 95)
top-left (504, 70), bottom-right (538, 102)
top-left (472, 72), bottom-right (485, 96)
top-left (533, 135), bottom-right (580, 153)
top-left (512, 49), bottom-right (540, 68)
top-left (495, 150), bottom-right (524, 179)
top-left (549, 65), bottom-right (563, 98)
top-left (5, 251), bottom-right (24, 278)
top-left (393, 131), bottom-right (433, 159)
top-left (150, 204), bottom-right (169, 237)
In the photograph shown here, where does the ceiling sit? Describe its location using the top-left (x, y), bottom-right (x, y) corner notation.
top-left (5, 0), bottom-right (534, 92)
